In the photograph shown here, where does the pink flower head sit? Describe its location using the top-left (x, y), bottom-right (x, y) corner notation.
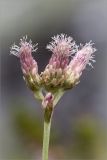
top-left (10, 36), bottom-right (38, 76)
top-left (69, 41), bottom-right (96, 75)
top-left (47, 34), bottom-right (78, 69)
top-left (41, 34), bottom-right (79, 89)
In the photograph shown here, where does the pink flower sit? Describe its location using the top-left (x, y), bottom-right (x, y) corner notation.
top-left (41, 34), bottom-right (79, 89)
top-left (47, 34), bottom-right (78, 69)
top-left (69, 42), bottom-right (96, 76)
top-left (65, 42), bottom-right (96, 88)
top-left (10, 36), bottom-right (38, 76)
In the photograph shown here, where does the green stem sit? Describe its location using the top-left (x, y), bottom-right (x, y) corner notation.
top-left (42, 108), bottom-right (53, 160)
top-left (53, 88), bottom-right (64, 106)
top-left (34, 90), bottom-right (44, 101)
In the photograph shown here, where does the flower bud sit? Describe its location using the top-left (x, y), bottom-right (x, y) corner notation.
top-left (42, 92), bottom-right (54, 109)
top-left (10, 36), bottom-right (40, 91)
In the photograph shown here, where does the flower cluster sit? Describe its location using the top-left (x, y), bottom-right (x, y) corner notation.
top-left (41, 34), bottom-right (96, 90)
top-left (10, 34), bottom-right (96, 108)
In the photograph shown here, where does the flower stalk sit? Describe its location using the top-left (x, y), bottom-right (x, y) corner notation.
top-left (42, 107), bottom-right (53, 160)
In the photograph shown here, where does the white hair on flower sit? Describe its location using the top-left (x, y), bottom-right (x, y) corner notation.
top-left (81, 41), bottom-right (96, 68)
top-left (10, 36), bottom-right (38, 57)
top-left (69, 40), bottom-right (96, 75)
top-left (46, 33), bottom-right (78, 56)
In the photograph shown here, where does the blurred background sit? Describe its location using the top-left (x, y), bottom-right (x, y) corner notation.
top-left (1, 0), bottom-right (107, 159)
